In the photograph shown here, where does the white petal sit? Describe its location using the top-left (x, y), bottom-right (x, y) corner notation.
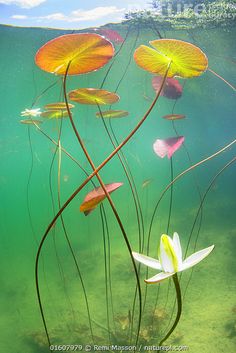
top-left (172, 232), bottom-right (182, 264)
top-left (159, 234), bottom-right (178, 273)
top-left (145, 271), bottom-right (174, 284)
top-left (132, 252), bottom-right (162, 270)
top-left (180, 245), bottom-right (214, 272)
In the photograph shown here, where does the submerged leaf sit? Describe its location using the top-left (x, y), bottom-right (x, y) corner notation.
top-left (80, 182), bottom-right (123, 215)
top-left (69, 88), bottom-right (119, 105)
top-left (134, 39), bottom-right (208, 78)
top-left (152, 76), bottom-right (183, 99)
top-left (20, 119), bottom-right (42, 125)
top-left (96, 28), bottom-right (124, 44)
top-left (162, 114), bottom-right (185, 120)
top-left (95, 110), bottom-right (129, 119)
top-left (44, 102), bottom-right (74, 110)
top-left (35, 33), bottom-right (114, 75)
top-left (153, 136), bottom-right (185, 159)
top-left (41, 110), bottom-right (69, 119)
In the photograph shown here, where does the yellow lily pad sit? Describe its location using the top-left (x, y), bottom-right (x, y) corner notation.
top-left (95, 110), bottom-right (129, 119)
top-left (20, 119), bottom-right (43, 125)
top-left (68, 88), bottom-right (119, 105)
top-left (41, 110), bottom-right (69, 119)
top-left (44, 102), bottom-right (75, 110)
top-left (134, 39), bottom-right (208, 78)
top-left (162, 114), bottom-right (186, 120)
top-left (35, 33), bottom-right (114, 75)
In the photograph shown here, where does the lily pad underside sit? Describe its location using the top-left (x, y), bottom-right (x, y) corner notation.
top-left (69, 88), bottom-right (119, 105)
top-left (35, 33), bottom-right (114, 75)
top-left (134, 39), bottom-right (208, 78)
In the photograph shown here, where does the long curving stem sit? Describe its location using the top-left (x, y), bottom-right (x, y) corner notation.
top-left (159, 273), bottom-right (182, 345)
top-left (63, 61), bottom-right (143, 345)
top-left (35, 62), bottom-right (170, 347)
top-left (208, 68), bottom-right (236, 91)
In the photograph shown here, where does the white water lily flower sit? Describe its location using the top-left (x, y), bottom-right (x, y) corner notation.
top-left (21, 108), bottom-right (41, 117)
top-left (132, 232), bottom-right (214, 284)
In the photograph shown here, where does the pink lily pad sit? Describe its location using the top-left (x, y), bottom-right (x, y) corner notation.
top-left (153, 136), bottom-right (185, 159)
top-left (80, 182), bottom-right (123, 216)
top-left (152, 76), bottom-right (183, 100)
top-left (96, 28), bottom-right (124, 44)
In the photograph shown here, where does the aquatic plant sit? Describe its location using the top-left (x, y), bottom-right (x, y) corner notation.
top-left (133, 232), bottom-right (214, 343)
top-left (33, 36), bottom-right (208, 348)
top-left (95, 110), bottom-right (129, 119)
top-left (133, 232), bottom-right (214, 283)
top-left (80, 183), bottom-right (124, 216)
top-left (68, 88), bottom-right (119, 105)
top-left (21, 108), bottom-right (42, 117)
top-left (40, 110), bottom-right (69, 119)
top-left (34, 32), bottom-right (149, 347)
top-left (162, 114), bottom-right (185, 120)
top-left (20, 118), bottom-right (43, 125)
top-left (153, 136), bottom-right (185, 159)
top-left (95, 27), bottom-right (124, 44)
top-left (21, 27), bottom-right (236, 352)
top-left (34, 30), bottom-right (181, 348)
top-left (152, 76), bottom-right (183, 99)
top-left (134, 39), bottom-right (208, 78)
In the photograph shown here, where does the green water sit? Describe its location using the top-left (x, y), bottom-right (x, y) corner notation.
top-left (0, 24), bottom-right (235, 353)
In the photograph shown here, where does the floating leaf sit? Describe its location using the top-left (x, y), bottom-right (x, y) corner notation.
top-left (35, 33), bottom-right (114, 75)
top-left (20, 119), bottom-right (42, 125)
top-left (41, 110), bottom-right (69, 119)
top-left (96, 110), bottom-right (129, 119)
top-left (80, 182), bottom-right (123, 216)
top-left (162, 114), bottom-right (186, 120)
top-left (44, 102), bottom-right (75, 110)
top-left (153, 136), bottom-right (185, 159)
top-left (69, 88), bottom-right (119, 105)
top-left (152, 76), bottom-right (183, 99)
top-left (96, 28), bottom-right (124, 44)
top-left (134, 39), bottom-right (208, 78)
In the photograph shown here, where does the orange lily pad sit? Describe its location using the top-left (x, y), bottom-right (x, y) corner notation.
top-left (35, 33), bottom-right (114, 75)
top-left (69, 88), bottom-right (119, 105)
top-left (20, 119), bottom-right (42, 125)
top-left (163, 114), bottom-right (186, 120)
top-left (41, 110), bottom-right (69, 119)
top-left (44, 102), bottom-right (75, 110)
top-left (134, 39), bottom-right (208, 78)
top-left (80, 182), bottom-right (123, 216)
top-left (95, 110), bottom-right (129, 119)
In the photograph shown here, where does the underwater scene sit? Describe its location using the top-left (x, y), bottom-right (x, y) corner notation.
top-left (0, 5), bottom-right (236, 353)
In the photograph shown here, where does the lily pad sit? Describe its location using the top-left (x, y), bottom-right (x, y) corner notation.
top-left (80, 182), bottom-right (123, 215)
top-left (35, 33), bottom-right (114, 75)
top-left (134, 39), bottom-right (208, 78)
top-left (96, 28), bottom-right (124, 44)
top-left (69, 88), bottom-right (119, 105)
top-left (20, 119), bottom-right (43, 125)
top-left (152, 76), bottom-right (183, 99)
top-left (153, 136), bottom-right (185, 159)
top-left (44, 102), bottom-right (74, 110)
top-left (162, 114), bottom-right (186, 120)
top-left (41, 110), bottom-right (69, 119)
top-left (95, 110), bottom-right (129, 119)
